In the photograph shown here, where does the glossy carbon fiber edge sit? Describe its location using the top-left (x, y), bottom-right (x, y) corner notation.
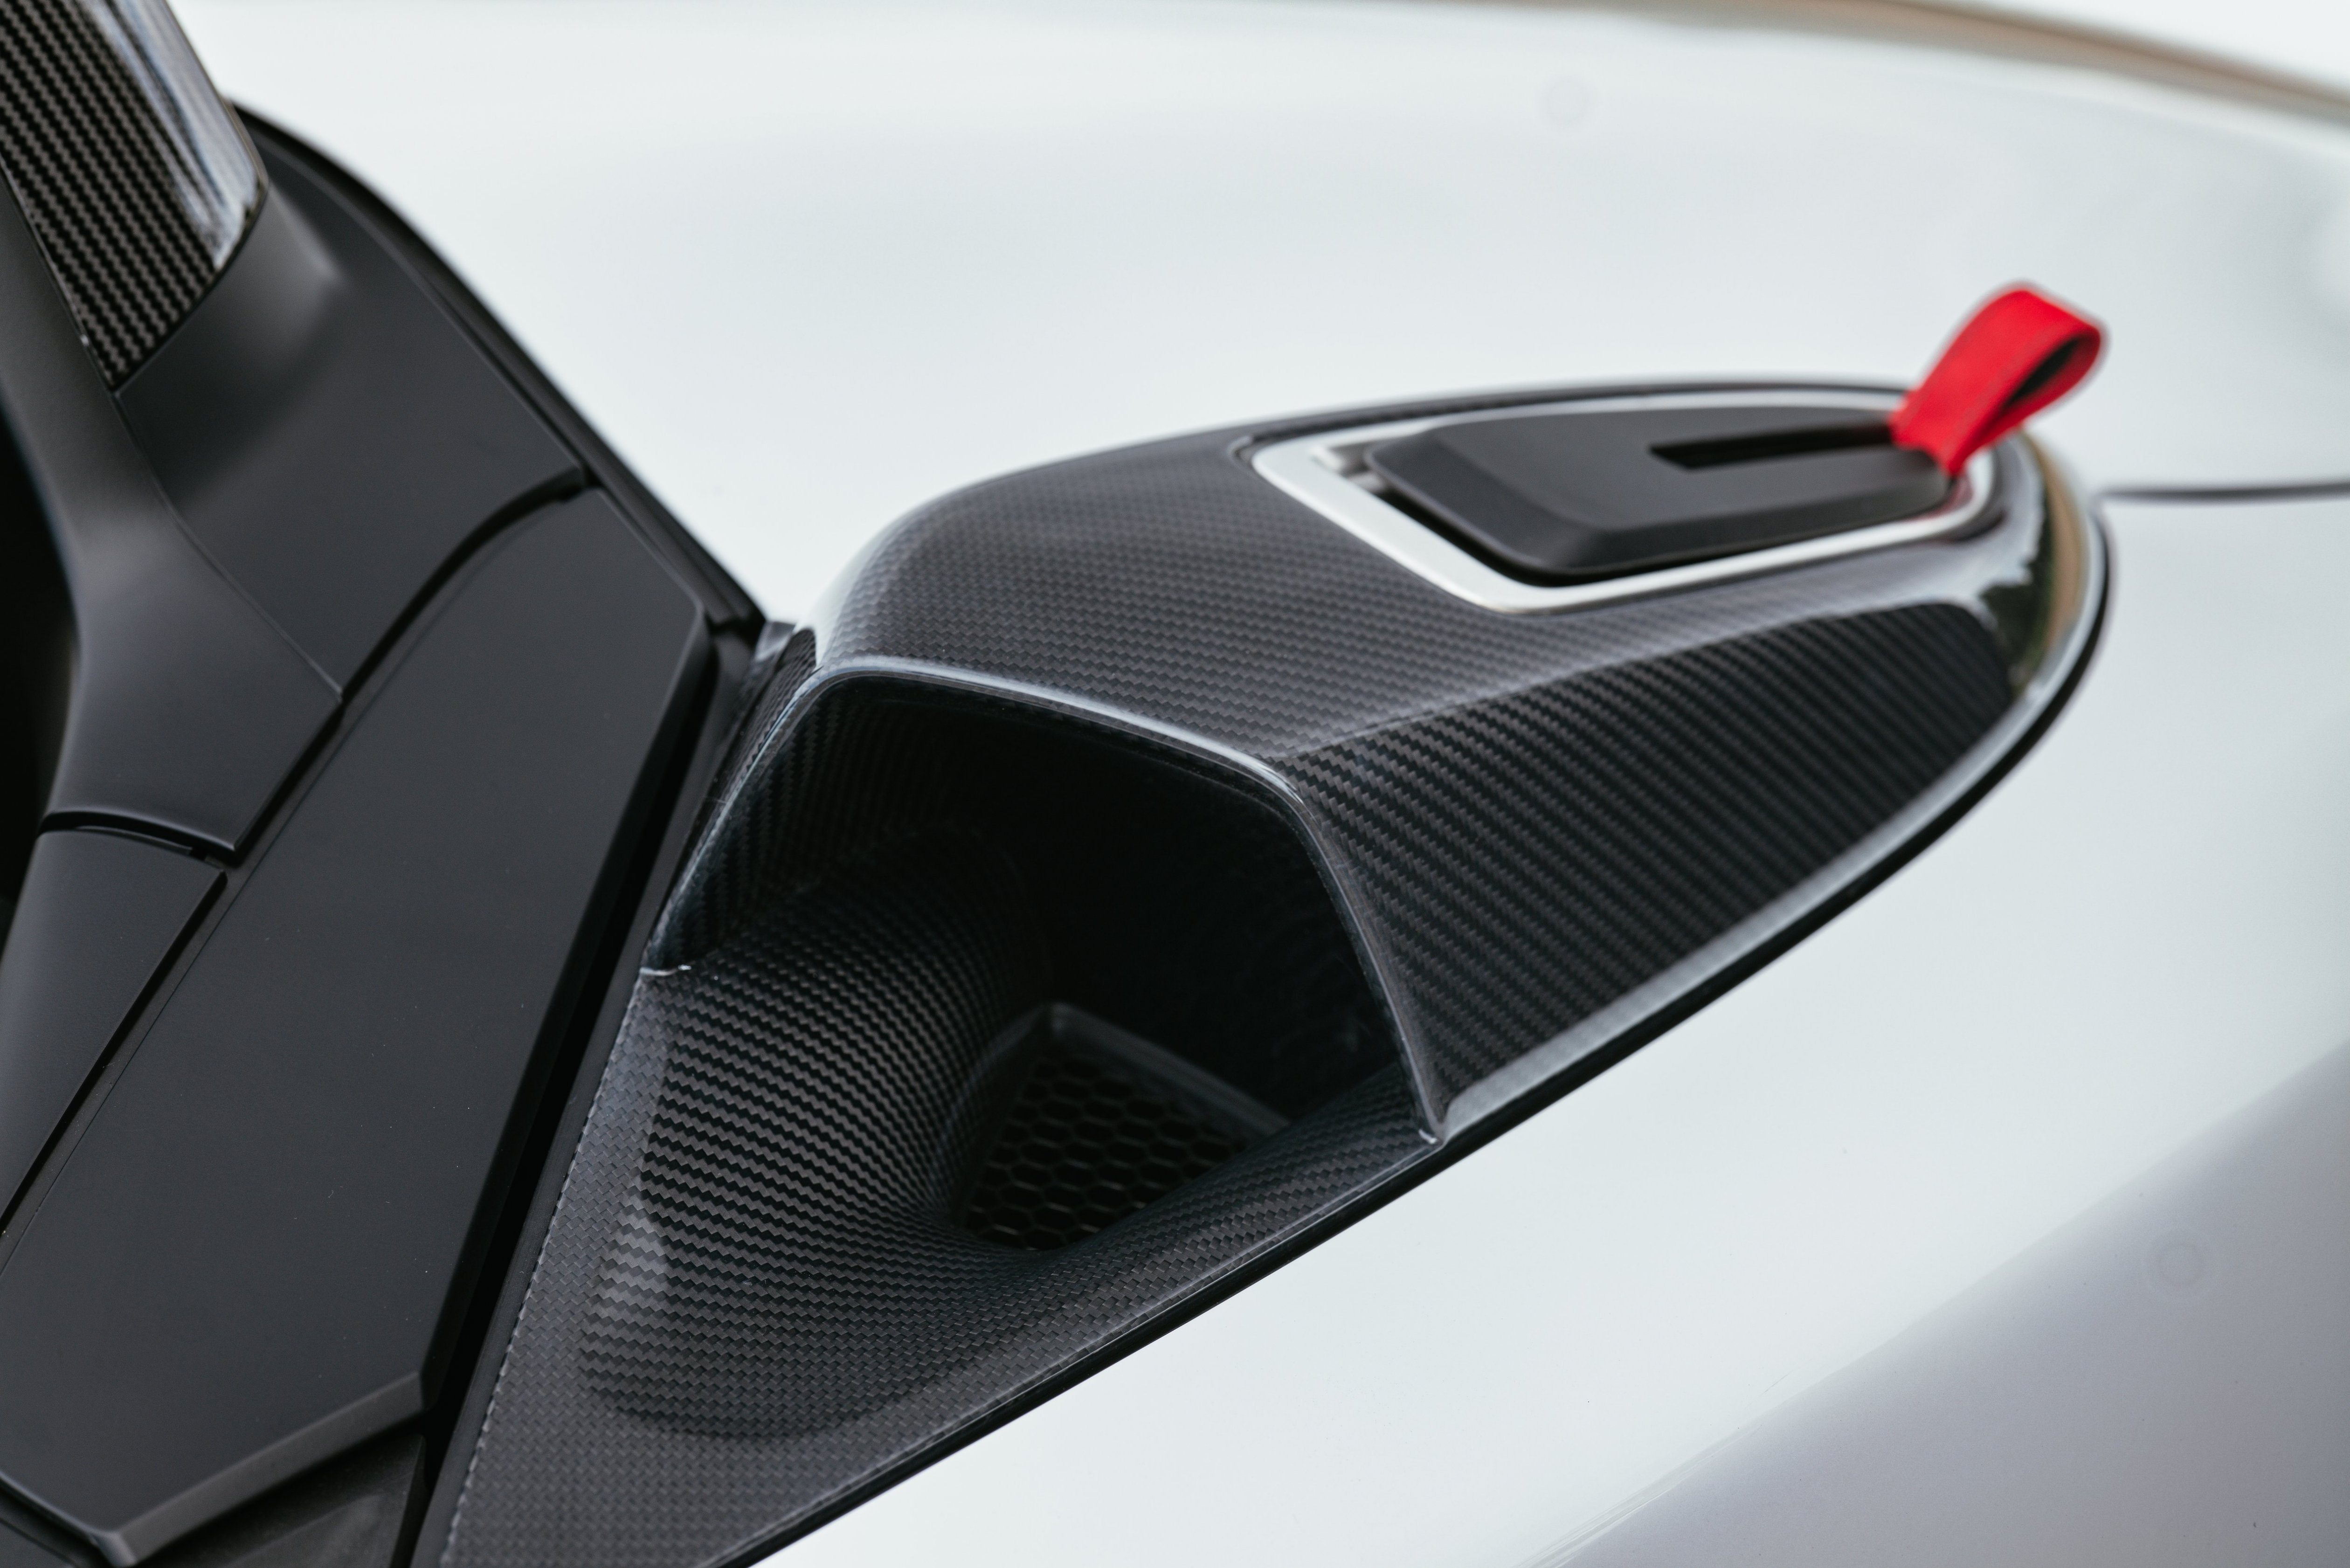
top-left (0, 0), bottom-right (261, 385)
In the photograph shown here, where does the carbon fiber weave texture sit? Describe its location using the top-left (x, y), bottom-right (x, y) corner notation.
top-left (824, 420), bottom-right (2004, 757)
top-left (1284, 604), bottom-right (2012, 1105)
top-left (0, 0), bottom-right (260, 384)
top-left (823, 421), bottom-right (2025, 1112)
top-left (443, 827), bottom-right (1422, 1568)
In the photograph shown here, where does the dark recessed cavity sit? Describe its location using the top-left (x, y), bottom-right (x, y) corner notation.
top-left (1650, 420), bottom-right (1892, 470)
top-left (0, 431), bottom-right (70, 937)
top-left (643, 674), bottom-right (1398, 1260)
top-left (958, 1004), bottom-right (1288, 1251)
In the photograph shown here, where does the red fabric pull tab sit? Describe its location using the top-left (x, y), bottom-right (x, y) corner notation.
top-left (1888, 286), bottom-right (2103, 475)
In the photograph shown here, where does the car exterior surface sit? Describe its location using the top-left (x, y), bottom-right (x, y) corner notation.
top-left (3, 2), bottom-right (2350, 1566)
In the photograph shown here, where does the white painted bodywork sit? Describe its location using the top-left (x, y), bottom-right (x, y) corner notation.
top-left (183, 0), bottom-right (2350, 611)
top-left (168, 4), bottom-right (2350, 1561)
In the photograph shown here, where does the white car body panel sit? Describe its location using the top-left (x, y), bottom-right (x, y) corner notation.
top-left (184, 0), bottom-right (2350, 612)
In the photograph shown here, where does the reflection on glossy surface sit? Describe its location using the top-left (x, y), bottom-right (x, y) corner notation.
top-left (83, 0), bottom-right (259, 269)
top-left (773, 492), bottom-right (2350, 1565)
top-left (0, 0), bottom-right (261, 382)
top-left (180, 0), bottom-right (2350, 614)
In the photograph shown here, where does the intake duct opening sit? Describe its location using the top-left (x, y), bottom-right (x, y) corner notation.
top-left (656, 674), bottom-right (1396, 1130)
top-left (579, 675), bottom-right (1409, 1439)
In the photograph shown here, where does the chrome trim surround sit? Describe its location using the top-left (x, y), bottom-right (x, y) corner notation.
top-left (1249, 390), bottom-right (1997, 615)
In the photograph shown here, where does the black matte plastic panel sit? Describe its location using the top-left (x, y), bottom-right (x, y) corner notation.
top-left (142, 1433), bottom-right (423, 1568)
top-left (118, 156), bottom-right (580, 689)
top-left (0, 493), bottom-right (704, 1563)
top-left (0, 1526), bottom-right (66, 1568)
top-left (0, 829), bottom-right (217, 1217)
top-left (1369, 404), bottom-right (1948, 580)
top-left (0, 156), bottom-right (337, 856)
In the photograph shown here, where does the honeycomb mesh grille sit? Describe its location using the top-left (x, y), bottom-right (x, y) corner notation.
top-left (0, 0), bottom-right (260, 384)
top-left (961, 1038), bottom-right (1260, 1251)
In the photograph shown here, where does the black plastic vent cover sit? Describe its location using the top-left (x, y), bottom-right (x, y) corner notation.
top-left (437, 390), bottom-right (2094, 1568)
top-left (0, 0), bottom-right (260, 384)
top-left (1366, 403), bottom-right (1949, 581)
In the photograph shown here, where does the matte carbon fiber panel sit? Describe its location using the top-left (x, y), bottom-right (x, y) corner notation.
top-left (1286, 604), bottom-right (2014, 1105)
top-left (439, 392), bottom-right (2096, 1568)
top-left (0, 0), bottom-right (258, 384)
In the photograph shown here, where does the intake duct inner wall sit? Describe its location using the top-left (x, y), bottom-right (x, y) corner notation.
top-left (446, 675), bottom-right (1423, 1563)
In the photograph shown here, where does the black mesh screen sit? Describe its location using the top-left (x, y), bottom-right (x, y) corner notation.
top-left (961, 1052), bottom-right (1254, 1250)
top-left (959, 1008), bottom-right (1281, 1251)
top-left (0, 0), bottom-right (260, 384)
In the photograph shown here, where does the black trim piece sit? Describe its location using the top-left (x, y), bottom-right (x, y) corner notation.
top-left (117, 176), bottom-right (584, 690)
top-left (2097, 478), bottom-right (2350, 504)
top-left (404, 629), bottom-right (753, 1568)
top-left (1365, 403), bottom-right (1946, 581)
top-left (232, 114), bottom-right (760, 635)
top-left (0, 829), bottom-right (220, 1224)
top-left (0, 163), bottom-right (336, 856)
top-left (0, 496), bottom-right (710, 1562)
